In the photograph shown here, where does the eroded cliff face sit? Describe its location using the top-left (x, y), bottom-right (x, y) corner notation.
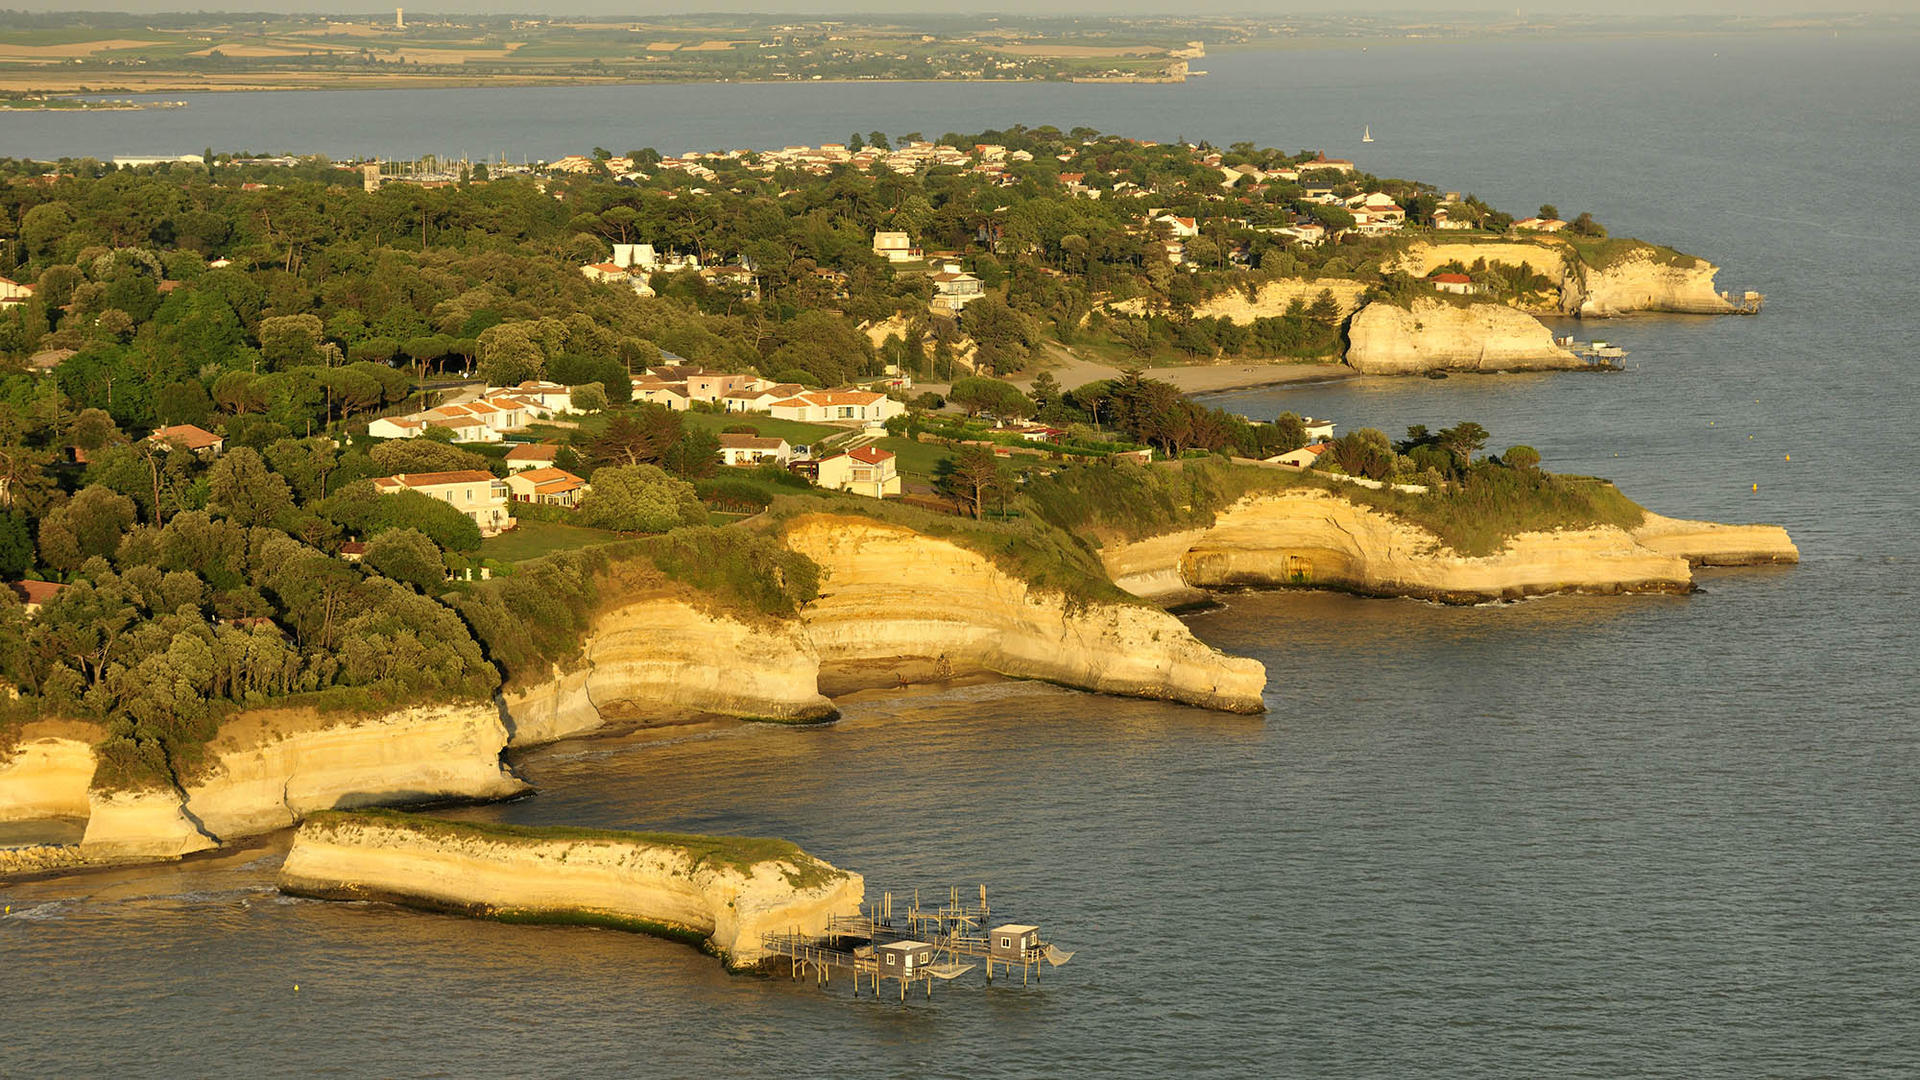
top-left (1101, 491), bottom-right (1796, 605)
top-left (0, 725), bottom-right (97, 823)
top-left (1390, 239), bottom-right (1748, 318)
top-left (1629, 512), bottom-right (1801, 566)
top-left (0, 703), bottom-right (525, 869)
top-left (782, 515), bottom-right (1268, 713)
top-left (1345, 299), bottom-right (1581, 375)
top-left (183, 703), bottom-right (528, 839)
top-left (1562, 252), bottom-right (1741, 317)
top-left (278, 815), bottom-right (864, 967)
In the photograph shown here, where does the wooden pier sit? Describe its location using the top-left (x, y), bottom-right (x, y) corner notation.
top-left (762, 885), bottom-right (1073, 1001)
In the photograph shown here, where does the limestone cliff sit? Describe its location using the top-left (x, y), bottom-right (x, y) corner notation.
top-left (0, 723), bottom-right (98, 823)
top-left (182, 703), bottom-right (528, 838)
top-left (278, 812), bottom-right (864, 967)
top-left (1628, 512), bottom-right (1801, 566)
top-left (1561, 250), bottom-right (1745, 317)
top-left (781, 515), bottom-right (1267, 713)
top-left (502, 596), bottom-right (833, 748)
top-left (1391, 239), bottom-right (1753, 318)
top-left (1101, 490), bottom-right (1796, 605)
top-left (0, 702), bottom-right (525, 869)
top-left (1112, 278), bottom-right (1368, 324)
top-left (1345, 299), bottom-right (1581, 375)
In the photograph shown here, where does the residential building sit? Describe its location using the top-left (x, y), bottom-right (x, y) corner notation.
top-left (367, 416), bottom-right (428, 440)
top-left (8, 580), bottom-right (66, 616)
top-left (507, 380), bottom-right (578, 414)
top-left (717, 433), bottom-right (792, 467)
top-left (723, 382), bottom-right (807, 413)
top-left (372, 470), bottom-right (513, 536)
top-left (1515, 217), bottom-right (1568, 233)
top-left (150, 424), bottom-right (224, 457)
top-left (1268, 442), bottom-right (1330, 469)
top-left (632, 382), bottom-right (691, 411)
top-left (503, 467), bottom-right (589, 508)
top-left (1429, 272), bottom-right (1479, 296)
top-left (767, 390), bottom-right (906, 424)
top-left (503, 443), bottom-right (564, 473)
top-left (0, 277), bottom-right (34, 306)
top-left (1154, 214), bottom-right (1201, 238)
top-left (815, 446), bottom-right (900, 498)
top-left (686, 372), bottom-right (762, 403)
top-left (930, 267), bottom-right (986, 313)
top-left (872, 231), bottom-right (921, 262)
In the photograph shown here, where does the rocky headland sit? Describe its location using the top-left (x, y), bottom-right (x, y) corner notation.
top-left (1345, 298), bottom-right (1583, 375)
top-left (278, 810), bottom-right (863, 967)
top-left (1100, 490), bottom-right (1798, 605)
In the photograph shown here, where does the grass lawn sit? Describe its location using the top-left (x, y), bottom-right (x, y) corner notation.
top-left (480, 518), bottom-right (622, 564)
top-left (681, 410), bottom-right (843, 447)
top-left (872, 436), bottom-right (955, 481)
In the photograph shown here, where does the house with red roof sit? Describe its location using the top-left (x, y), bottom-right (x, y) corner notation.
top-left (503, 467), bottom-right (589, 508)
top-left (149, 424), bottom-right (224, 457)
top-left (767, 389), bottom-right (905, 425)
top-left (815, 445), bottom-right (900, 498)
top-left (8, 580), bottom-right (67, 616)
top-left (373, 470), bottom-right (513, 536)
top-left (1429, 272), bottom-right (1479, 296)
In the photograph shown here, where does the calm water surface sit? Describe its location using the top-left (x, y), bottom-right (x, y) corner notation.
top-left (6, 35), bottom-right (1919, 1079)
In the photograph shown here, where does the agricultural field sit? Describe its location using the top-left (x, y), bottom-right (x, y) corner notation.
top-left (0, 14), bottom-right (1200, 93)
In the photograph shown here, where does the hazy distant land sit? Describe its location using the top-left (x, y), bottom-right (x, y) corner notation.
top-left (0, 11), bottom-right (1903, 95)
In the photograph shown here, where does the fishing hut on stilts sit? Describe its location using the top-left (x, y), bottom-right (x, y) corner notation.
top-left (763, 885), bottom-right (1074, 1001)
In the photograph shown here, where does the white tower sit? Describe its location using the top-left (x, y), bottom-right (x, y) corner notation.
top-left (395, 8), bottom-right (404, 29)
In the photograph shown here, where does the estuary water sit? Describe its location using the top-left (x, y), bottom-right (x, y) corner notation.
top-left (5, 34), bottom-right (1920, 1079)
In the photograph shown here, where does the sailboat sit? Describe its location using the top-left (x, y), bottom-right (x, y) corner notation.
top-left (1362, 125), bottom-right (1374, 143)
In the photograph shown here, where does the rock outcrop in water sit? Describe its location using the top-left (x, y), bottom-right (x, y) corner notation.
top-left (1100, 491), bottom-right (1798, 605)
top-left (278, 811), bottom-right (863, 967)
top-left (1345, 299), bottom-right (1582, 375)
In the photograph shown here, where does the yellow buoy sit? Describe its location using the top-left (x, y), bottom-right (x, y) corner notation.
top-left (1752, 483), bottom-right (1759, 492)
top-left (1784, 454), bottom-right (1790, 461)
top-left (294, 984), bottom-right (300, 992)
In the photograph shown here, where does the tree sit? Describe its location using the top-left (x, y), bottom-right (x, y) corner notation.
top-left (258, 313), bottom-right (324, 370)
top-left (0, 510), bottom-right (34, 576)
top-left (1569, 212), bottom-right (1605, 238)
top-left (1437, 421), bottom-right (1490, 471)
top-left (476, 322), bottom-right (546, 386)
top-left (1329, 428), bottom-right (1394, 480)
top-left (933, 445), bottom-right (1006, 520)
top-left (206, 446), bottom-right (293, 527)
top-left (589, 408), bottom-right (681, 467)
top-left (1503, 444), bottom-right (1541, 471)
top-left (1272, 412), bottom-right (1309, 454)
top-left (368, 439), bottom-right (488, 475)
top-left (574, 465), bottom-right (707, 533)
top-left (570, 381), bottom-right (609, 413)
top-left (948, 376), bottom-right (1034, 420)
top-left (37, 486), bottom-right (138, 571)
top-left (962, 295), bottom-right (1038, 374)
top-left (1537, 204), bottom-right (1560, 222)
top-left (1028, 370), bottom-right (1062, 413)
top-left (361, 528), bottom-right (446, 592)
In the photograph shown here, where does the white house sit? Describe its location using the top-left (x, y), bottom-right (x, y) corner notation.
top-left (767, 390), bottom-right (905, 424)
top-left (502, 467), bottom-right (588, 508)
top-left (0, 277), bottom-right (34, 306)
top-left (930, 267), bottom-right (986, 313)
top-left (815, 446), bottom-right (900, 498)
top-left (368, 416), bottom-right (428, 440)
top-left (505, 380), bottom-right (578, 414)
top-left (503, 443), bottom-right (564, 473)
top-left (373, 470), bottom-right (513, 536)
top-left (717, 433), bottom-right (792, 467)
top-left (1267, 443), bottom-right (1330, 469)
top-left (1154, 214), bottom-right (1200, 238)
top-left (723, 382), bottom-right (807, 413)
top-left (872, 231), bottom-right (920, 262)
top-left (1429, 272), bottom-right (1479, 296)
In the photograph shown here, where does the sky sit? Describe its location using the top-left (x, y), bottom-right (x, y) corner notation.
top-left (11, 2), bottom-right (1918, 16)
